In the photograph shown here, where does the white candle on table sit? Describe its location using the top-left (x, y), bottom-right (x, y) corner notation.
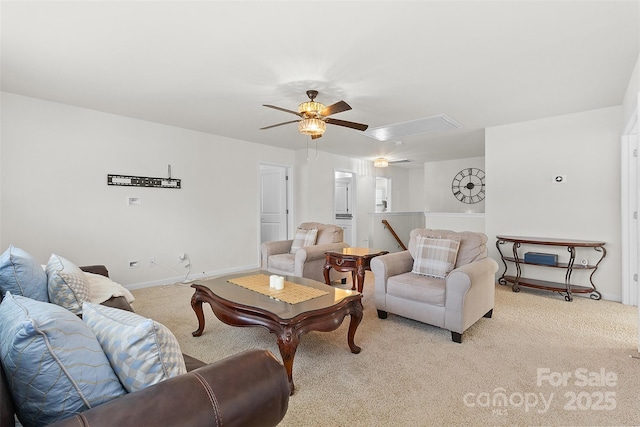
top-left (269, 275), bottom-right (278, 288)
top-left (275, 276), bottom-right (285, 290)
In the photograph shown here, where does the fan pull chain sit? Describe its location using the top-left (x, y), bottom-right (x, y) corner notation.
top-left (305, 137), bottom-right (319, 160)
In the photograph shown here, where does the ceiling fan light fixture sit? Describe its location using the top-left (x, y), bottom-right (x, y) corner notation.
top-left (298, 118), bottom-right (326, 136)
top-left (374, 157), bottom-right (389, 168)
top-left (262, 90), bottom-right (367, 137)
top-left (298, 101), bottom-right (326, 116)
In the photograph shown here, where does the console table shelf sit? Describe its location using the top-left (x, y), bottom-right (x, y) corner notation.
top-left (501, 257), bottom-right (597, 270)
top-left (496, 236), bottom-right (606, 302)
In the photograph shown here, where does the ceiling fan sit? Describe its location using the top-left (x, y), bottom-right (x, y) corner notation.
top-left (260, 90), bottom-right (368, 139)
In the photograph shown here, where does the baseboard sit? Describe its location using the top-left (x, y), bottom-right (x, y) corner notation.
top-left (125, 263), bottom-right (261, 290)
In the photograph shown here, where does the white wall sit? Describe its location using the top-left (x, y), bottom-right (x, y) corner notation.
top-left (424, 212), bottom-right (485, 233)
top-left (1, 92), bottom-right (295, 287)
top-left (486, 106), bottom-right (622, 301)
top-left (424, 156), bottom-right (486, 213)
top-left (407, 167), bottom-right (425, 212)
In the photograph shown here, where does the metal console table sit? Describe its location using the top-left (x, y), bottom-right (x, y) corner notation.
top-left (496, 235), bottom-right (606, 302)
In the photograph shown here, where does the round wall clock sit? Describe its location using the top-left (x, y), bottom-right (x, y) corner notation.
top-left (451, 168), bottom-right (485, 204)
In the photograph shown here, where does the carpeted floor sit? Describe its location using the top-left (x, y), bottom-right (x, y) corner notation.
top-left (132, 274), bottom-right (639, 426)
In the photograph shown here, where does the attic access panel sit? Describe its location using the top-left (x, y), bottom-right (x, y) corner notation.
top-left (364, 114), bottom-right (462, 141)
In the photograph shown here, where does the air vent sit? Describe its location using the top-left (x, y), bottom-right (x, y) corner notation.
top-left (364, 114), bottom-right (462, 141)
top-left (389, 159), bottom-right (412, 164)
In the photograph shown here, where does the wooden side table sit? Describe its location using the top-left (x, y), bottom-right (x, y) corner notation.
top-left (323, 248), bottom-right (389, 293)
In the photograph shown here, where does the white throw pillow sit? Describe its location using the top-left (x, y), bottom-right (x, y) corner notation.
top-left (290, 228), bottom-right (318, 254)
top-left (85, 271), bottom-right (135, 305)
top-left (82, 302), bottom-right (187, 393)
top-left (412, 236), bottom-right (460, 279)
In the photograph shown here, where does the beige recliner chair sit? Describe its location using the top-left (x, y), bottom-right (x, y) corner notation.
top-left (261, 222), bottom-right (349, 283)
top-left (370, 228), bottom-right (498, 343)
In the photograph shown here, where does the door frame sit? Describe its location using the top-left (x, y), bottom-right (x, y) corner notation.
top-left (258, 162), bottom-right (293, 260)
top-left (620, 102), bottom-right (640, 353)
top-left (621, 106), bottom-right (638, 307)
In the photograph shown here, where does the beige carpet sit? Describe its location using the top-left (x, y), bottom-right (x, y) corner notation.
top-left (132, 275), bottom-right (639, 426)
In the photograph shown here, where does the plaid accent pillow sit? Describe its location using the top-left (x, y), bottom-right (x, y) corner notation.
top-left (290, 228), bottom-right (318, 254)
top-left (412, 236), bottom-right (461, 279)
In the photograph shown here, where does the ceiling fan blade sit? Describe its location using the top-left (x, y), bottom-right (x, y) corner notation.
top-left (260, 120), bottom-right (300, 130)
top-left (263, 104), bottom-right (303, 117)
top-left (325, 118), bottom-right (369, 131)
top-left (320, 101), bottom-right (351, 117)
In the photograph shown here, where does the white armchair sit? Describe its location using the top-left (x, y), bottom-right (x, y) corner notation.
top-left (261, 222), bottom-right (349, 283)
top-left (371, 228), bottom-right (498, 343)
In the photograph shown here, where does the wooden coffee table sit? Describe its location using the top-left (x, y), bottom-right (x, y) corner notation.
top-left (323, 247), bottom-right (389, 293)
top-left (190, 271), bottom-right (363, 395)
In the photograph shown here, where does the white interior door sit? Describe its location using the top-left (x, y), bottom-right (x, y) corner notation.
top-left (259, 165), bottom-right (288, 244)
top-left (335, 181), bottom-right (350, 214)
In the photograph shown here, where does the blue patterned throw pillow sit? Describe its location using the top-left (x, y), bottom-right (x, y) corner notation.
top-left (83, 302), bottom-right (187, 393)
top-left (0, 245), bottom-right (48, 302)
top-left (46, 254), bottom-right (89, 315)
top-left (0, 293), bottom-right (126, 427)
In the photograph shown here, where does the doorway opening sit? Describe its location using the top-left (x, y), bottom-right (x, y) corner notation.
top-left (334, 170), bottom-right (355, 246)
top-left (375, 177), bottom-right (392, 212)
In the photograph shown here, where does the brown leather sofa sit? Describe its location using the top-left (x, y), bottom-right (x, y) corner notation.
top-left (0, 266), bottom-right (290, 427)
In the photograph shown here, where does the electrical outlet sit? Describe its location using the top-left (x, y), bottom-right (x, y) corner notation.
top-left (129, 260), bottom-right (140, 269)
top-left (149, 257), bottom-right (156, 267)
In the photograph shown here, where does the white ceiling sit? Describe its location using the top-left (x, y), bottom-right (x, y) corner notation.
top-left (2, 1), bottom-right (638, 165)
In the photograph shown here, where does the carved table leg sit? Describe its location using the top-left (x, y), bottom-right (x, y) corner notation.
top-left (356, 261), bottom-right (366, 293)
top-left (347, 299), bottom-right (363, 354)
top-left (276, 327), bottom-right (301, 395)
top-left (190, 287), bottom-right (206, 337)
top-left (323, 255), bottom-right (332, 285)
